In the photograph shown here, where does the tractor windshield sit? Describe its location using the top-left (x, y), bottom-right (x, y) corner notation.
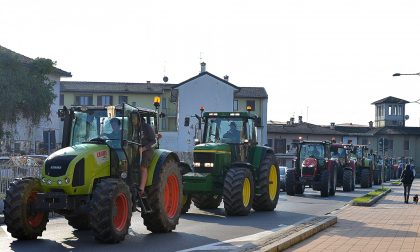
top-left (331, 147), bottom-right (346, 158)
top-left (204, 117), bottom-right (245, 144)
top-left (71, 110), bottom-right (126, 146)
top-left (299, 144), bottom-right (324, 160)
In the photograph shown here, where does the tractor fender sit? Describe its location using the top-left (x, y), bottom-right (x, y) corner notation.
top-left (179, 161), bottom-right (193, 175)
top-left (146, 149), bottom-right (180, 186)
top-left (250, 146), bottom-right (275, 168)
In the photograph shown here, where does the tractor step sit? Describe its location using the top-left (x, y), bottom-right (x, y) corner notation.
top-left (136, 196), bottom-right (152, 214)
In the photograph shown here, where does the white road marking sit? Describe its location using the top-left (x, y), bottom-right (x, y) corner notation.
top-left (177, 224), bottom-right (288, 251)
top-left (1, 225), bottom-right (12, 239)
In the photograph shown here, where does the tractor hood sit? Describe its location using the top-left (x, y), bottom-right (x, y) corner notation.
top-left (302, 158), bottom-right (318, 167)
top-left (194, 143), bottom-right (231, 153)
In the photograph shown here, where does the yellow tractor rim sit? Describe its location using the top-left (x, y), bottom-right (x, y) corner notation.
top-left (269, 165), bottom-right (278, 201)
top-left (182, 194), bottom-right (188, 206)
top-left (242, 177), bottom-right (251, 207)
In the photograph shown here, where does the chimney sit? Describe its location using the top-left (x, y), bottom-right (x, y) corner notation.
top-left (224, 75), bottom-right (229, 81)
top-left (146, 81), bottom-right (151, 84)
top-left (369, 121), bottom-right (373, 128)
top-left (200, 62), bottom-right (206, 73)
top-left (330, 122), bottom-right (335, 130)
top-left (290, 117), bottom-right (295, 125)
top-left (298, 116), bottom-right (303, 123)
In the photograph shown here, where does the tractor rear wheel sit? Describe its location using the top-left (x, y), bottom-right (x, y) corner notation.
top-left (342, 169), bottom-right (353, 192)
top-left (329, 168), bottom-right (337, 196)
top-left (89, 178), bottom-right (132, 243)
top-left (285, 170), bottom-right (296, 196)
top-left (4, 178), bottom-right (49, 240)
top-left (320, 170), bottom-right (330, 197)
top-left (223, 168), bottom-right (254, 216)
top-left (142, 158), bottom-right (182, 232)
top-left (253, 153), bottom-right (280, 211)
top-left (65, 215), bottom-right (90, 230)
top-left (192, 194), bottom-right (222, 209)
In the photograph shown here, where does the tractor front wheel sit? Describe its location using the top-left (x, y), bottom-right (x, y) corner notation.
top-left (142, 158), bottom-right (182, 232)
top-left (181, 193), bottom-right (192, 214)
top-left (285, 170), bottom-right (296, 196)
top-left (223, 168), bottom-right (254, 216)
top-left (4, 178), bottom-right (49, 240)
top-left (89, 178), bottom-right (132, 243)
top-left (253, 153), bottom-right (280, 211)
top-left (320, 170), bottom-right (330, 197)
top-left (342, 169), bottom-right (353, 192)
top-left (192, 194), bottom-right (222, 210)
top-left (360, 169), bottom-right (370, 188)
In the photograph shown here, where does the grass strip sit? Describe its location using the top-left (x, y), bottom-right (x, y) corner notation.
top-left (391, 181), bottom-right (401, 186)
top-left (352, 187), bottom-right (390, 203)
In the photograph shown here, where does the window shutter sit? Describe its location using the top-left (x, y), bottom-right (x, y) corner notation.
top-left (89, 96), bottom-right (93, 105)
top-left (110, 96), bottom-right (113, 105)
top-left (75, 96), bottom-right (80, 105)
top-left (97, 96), bottom-right (102, 106)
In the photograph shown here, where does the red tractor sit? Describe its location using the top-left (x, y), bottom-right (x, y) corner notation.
top-left (286, 141), bottom-right (338, 197)
top-left (330, 143), bottom-right (356, 192)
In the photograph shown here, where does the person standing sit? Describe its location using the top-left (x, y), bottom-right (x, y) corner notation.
top-left (400, 164), bottom-right (415, 204)
top-left (138, 117), bottom-right (156, 196)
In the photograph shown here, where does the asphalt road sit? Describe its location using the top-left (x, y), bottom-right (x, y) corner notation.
top-left (0, 185), bottom-right (383, 252)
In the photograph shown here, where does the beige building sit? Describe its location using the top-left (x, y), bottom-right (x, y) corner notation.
top-left (267, 96), bottom-right (420, 168)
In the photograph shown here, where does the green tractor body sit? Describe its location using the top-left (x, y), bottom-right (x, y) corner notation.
top-left (352, 145), bottom-right (374, 188)
top-left (182, 111), bottom-right (279, 216)
top-left (4, 103), bottom-right (183, 243)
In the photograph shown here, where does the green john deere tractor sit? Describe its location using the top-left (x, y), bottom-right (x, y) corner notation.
top-left (4, 103), bottom-right (182, 243)
top-left (352, 145), bottom-right (374, 188)
top-left (182, 110), bottom-right (279, 216)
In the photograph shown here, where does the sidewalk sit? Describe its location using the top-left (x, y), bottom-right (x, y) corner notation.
top-left (285, 180), bottom-right (420, 252)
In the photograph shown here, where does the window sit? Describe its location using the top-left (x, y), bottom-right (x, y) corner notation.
top-left (118, 96), bottom-right (128, 104)
top-left (398, 105), bottom-right (403, 115)
top-left (267, 138), bottom-right (273, 148)
top-left (97, 95), bottom-right (113, 106)
top-left (131, 102), bottom-right (137, 107)
top-left (59, 94), bottom-right (64, 106)
top-left (233, 100), bottom-right (238, 111)
top-left (388, 105), bottom-right (392, 115)
top-left (404, 139), bottom-right (410, 151)
top-left (246, 100), bottom-right (255, 111)
top-left (161, 118), bottom-right (168, 130)
top-left (162, 98), bottom-right (167, 109)
top-left (75, 95), bottom-right (93, 105)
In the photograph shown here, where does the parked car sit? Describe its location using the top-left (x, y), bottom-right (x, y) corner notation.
top-left (279, 166), bottom-right (287, 191)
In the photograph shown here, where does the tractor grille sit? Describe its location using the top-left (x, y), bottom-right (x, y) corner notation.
top-left (44, 155), bottom-right (76, 177)
top-left (72, 159), bottom-right (85, 187)
top-left (193, 152), bottom-right (216, 172)
top-left (302, 167), bottom-right (315, 176)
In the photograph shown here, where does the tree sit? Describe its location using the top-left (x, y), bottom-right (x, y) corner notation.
top-left (0, 50), bottom-right (56, 139)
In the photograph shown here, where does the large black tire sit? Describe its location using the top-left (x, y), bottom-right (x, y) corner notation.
top-left (320, 170), bottom-right (330, 197)
top-left (373, 170), bottom-right (381, 185)
top-left (223, 168), bottom-right (254, 216)
top-left (142, 158), bottom-right (182, 232)
top-left (296, 182), bottom-right (305, 194)
top-left (329, 168), bottom-right (337, 196)
top-left (65, 215), bottom-right (90, 230)
top-left (342, 169), bottom-right (353, 192)
top-left (181, 194), bottom-right (192, 214)
top-left (285, 170), bottom-right (296, 196)
top-left (360, 169), bottom-right (370, 188)
top-left (192, 194), bottom-right (223, 209)
top-left (4, 178), bottom-right (49, 240)
top-left (252, 153), bottom-right (280, 211)
top-left (89, 178), bottom-right (132, 243)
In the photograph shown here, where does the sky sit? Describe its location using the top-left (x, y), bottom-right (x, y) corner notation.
top-left (1, 0), bottom-right (420, 126)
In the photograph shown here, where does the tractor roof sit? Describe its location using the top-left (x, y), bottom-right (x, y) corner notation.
top-left (68, 104), bottom-right (156, 114)
top-left (300, 140), bottom-right (331, 145)
top-left (203, 111), bottom-right (257, 118)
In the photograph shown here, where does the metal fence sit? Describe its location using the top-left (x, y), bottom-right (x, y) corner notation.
top-left (0, 158), bottom-right (43, 197)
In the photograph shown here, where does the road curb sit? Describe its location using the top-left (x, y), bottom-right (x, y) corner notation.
top-left (350, 188), bottom-right (392, 207)
top-left (235, 215), bottom-right (337, 252)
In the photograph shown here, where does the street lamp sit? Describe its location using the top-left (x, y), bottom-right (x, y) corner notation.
top-left (393, 72), bottom-right (420, 77)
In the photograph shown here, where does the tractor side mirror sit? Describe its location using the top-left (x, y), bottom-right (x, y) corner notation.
top-left (184, 117), bottom-right (190, 127)
top-left (159, 112), bottom-right (166, 118)
top-left (255, 117), bottom-right (262, 127)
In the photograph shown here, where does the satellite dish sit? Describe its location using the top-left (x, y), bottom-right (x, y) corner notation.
top-left (163, 76), bottom-right (169, 83)
top-left (405, 115), bottom-right (410, 120)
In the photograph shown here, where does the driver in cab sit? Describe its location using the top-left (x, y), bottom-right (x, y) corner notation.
top-left (223, 121), bottom-right (240, 143)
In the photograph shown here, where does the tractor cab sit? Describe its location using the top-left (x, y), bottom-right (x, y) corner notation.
top-left (298, 141), bottom-right (331, 178)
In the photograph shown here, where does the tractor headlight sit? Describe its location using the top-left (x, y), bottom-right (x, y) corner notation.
top-left (47, 179), bottom-right (52, 185)
top-left (57, 180), bottom-right (62, 185)
top-left (204, 163), bottom-right (214, 168)
top-left (65, 177), bottom-right (70, 184)
top-left (120, 172), bottom-right (127, 179)
top-left (41, 177), bottom-right (46, 183)
top-left (193, 162), bottom-right (201, 168)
